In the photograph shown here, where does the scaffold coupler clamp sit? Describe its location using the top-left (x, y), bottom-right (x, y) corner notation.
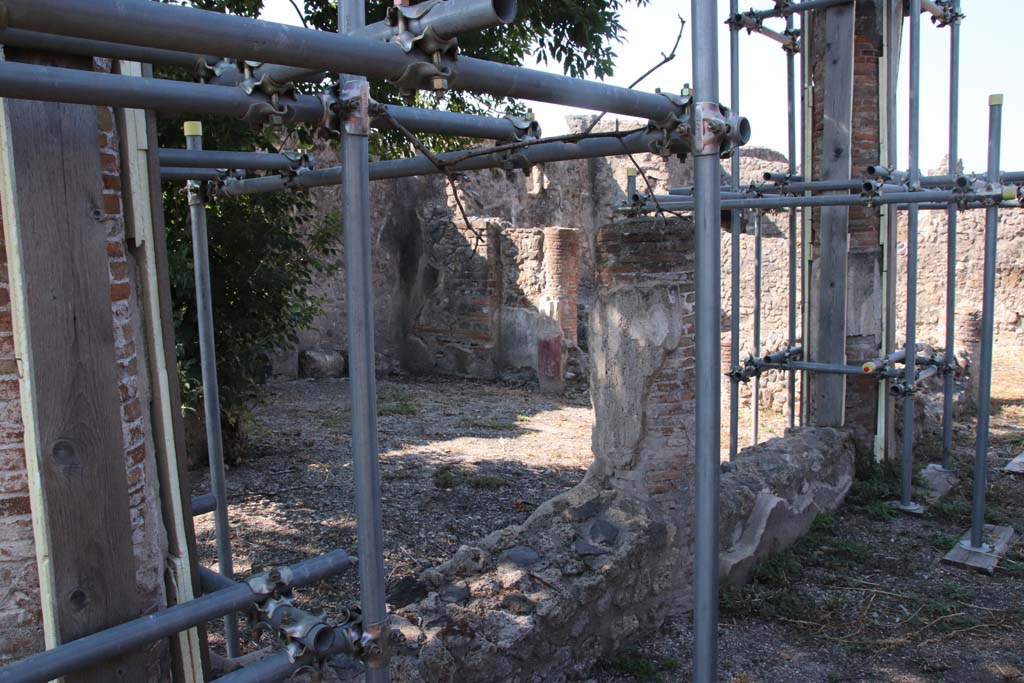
top-left (388, 0), bottom-right (460, 58)
top-left (644, 89), bottom-right (691, 158)
top-left (340, 80), bottom-right (371, 136)
top-left (390, 52), bottom-right (455, 105)
top-left (692, 99), bottom-right (750, 159)
top-left (193, 57), bottom-right (235, 83)
top-left (360, 619), bottom-right (394, 672)
top-left (932, 1), bottom-right (964, 28)
top-left (506, 111), bottom-right (542, 141)
top-left (890, 379), bottom-right (917, 397)
top-left (782, 27), bottom-right (801, 54)
top-left (727, 364), bottom-right (748, 383)
top-left (725, 11), bottom-right (759, 33)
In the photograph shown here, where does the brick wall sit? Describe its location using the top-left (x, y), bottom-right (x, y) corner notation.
top-left (541, 227), bottom-right (581, 346)
top-left (592, 218), bottom-right (696, 515)
top-left (0, 57), bottom-right (168, 672)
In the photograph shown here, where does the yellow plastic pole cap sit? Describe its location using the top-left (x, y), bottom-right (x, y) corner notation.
top-left (183, 120), bottom-right (203, 137)
top-left (989, 94), bottom-right (1004, 106)
top-left (626, 168), bottom-right (638, 177)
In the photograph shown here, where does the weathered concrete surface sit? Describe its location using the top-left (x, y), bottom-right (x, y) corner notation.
top-left (719, 427), bottom-right (856, 585)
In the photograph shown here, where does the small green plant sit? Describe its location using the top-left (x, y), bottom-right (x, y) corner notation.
top-left (864, 501), bottom-right (897, 521)
top-left (463, 417), bottom-right (518, 430)
top-left (432, 465), bottom-right (462, 489)
top-left (377, 388), bottom-right (418, 416)
top-left (605, 654), bottom-right (679, 682)
top-left (810, 512), bottom-right (837, 534)
top-left (928, 532), bottom-right (958, 551)
top-left (752, 551), bottom-right (802, 588)
top-left (929, 498), bottom-right (971, 523)
top-left (468, 474), bottom-right (507, 490)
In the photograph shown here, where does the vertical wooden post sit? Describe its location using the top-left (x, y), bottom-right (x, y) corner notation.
top-left (807, 3), bottom-right (856, 426)
top-left (115, 60), bottom-right (209, 682)
top-left (0, 61), bottom-right (147, 681)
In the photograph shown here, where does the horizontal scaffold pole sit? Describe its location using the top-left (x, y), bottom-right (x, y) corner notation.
top-left (636, 188), bottom-right (1016, 212)
top-left (746, 0), bottom-right (853, 22)
top-left (211, 129), bottom-right (679, 196)
top-left (1, 0), bottom-right (519, 89)
top-left (207, 0), bottom-right (519, 87)
top-left (0, 551), bottom-right (353, 683)
top-left (0, 60), bottom-right (536, 141)
top-left (1, 0), bottom-right (682, 122)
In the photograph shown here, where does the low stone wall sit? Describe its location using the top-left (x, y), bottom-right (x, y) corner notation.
top-left (720, 427), bottom-right (855, 584)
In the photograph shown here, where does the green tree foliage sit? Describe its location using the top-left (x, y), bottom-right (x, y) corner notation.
top-left (160, 0), bottom-right (644, 457)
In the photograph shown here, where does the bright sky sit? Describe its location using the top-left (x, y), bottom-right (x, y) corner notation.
top-left (261, 0), bottom-right (1022, 174)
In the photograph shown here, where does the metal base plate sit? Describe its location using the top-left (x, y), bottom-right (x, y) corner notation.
top-left (942, 525), bottom-right (1016, 575)
top-left (887, 500), bottom-right (926, 515)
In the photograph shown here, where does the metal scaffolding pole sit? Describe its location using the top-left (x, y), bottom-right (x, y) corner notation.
top-left (0, 551), bottom-right (352, 683)
top-left (691, 0), bottom-right (721, 679)
top-left (339, 0), bottom-right (390, 679)
top-left (748, 0), bottom-right (853, 22)
top-left (0, 27), bottom-right (210, 69)
top-left (729, 0), bottom-right (741, 462)
top-left (879, 0), bottom-right (900, 462)
top-left (633, 189), bottom-right (995, 212)
top-left (205, 0), bottom-right (519, 88)
top-left (217, 129), bottom-right (679, 196)
top-left (184, 121), bottom-right (240, 656)
top-left (0, 60), bottom-right (538, 141)
top-left (2, 0), bottom-right (681, 122)
top-left (941, 1), bottom-right (961, 471)
top-left (968, 95), bottom-right (1003, 550)
top-left (787, 11), bottom-right (799, 430)
top-left (753, 211), bottom-right (762, 446)
top-left (898, 0), bottom-right (924, 513)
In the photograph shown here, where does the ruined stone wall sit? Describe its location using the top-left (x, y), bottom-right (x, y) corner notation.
top-left (0, 57), bottom-right (168, 673)
top-left (382, 218), bottom-right (855, 682)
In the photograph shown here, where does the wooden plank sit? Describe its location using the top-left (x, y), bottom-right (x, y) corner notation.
top-left (115, 60), bottom-right (209, 683)
top-left (942, 525), bottom-right (1016, 575)
top-left (0, 63), bottom-right (147, 681)
top-left (807, 2), bottom-right (856, 427)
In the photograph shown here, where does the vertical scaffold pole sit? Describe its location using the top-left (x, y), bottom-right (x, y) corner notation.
top-left (185, 120), bottom-right (240, 657)
top-left (786, 13), bottom-right (798, 430)
top-left (339, 1), bottom-right (390, 679)
top-left (752, 211), bottom-right (762, 445)
top-left (691, 0), bottom-right (722, 680)
top-left (941, 0), bottom-right (960, 471)
top-left (880, 0), bottom-right (900, 462)
top-left (899, 0), bottom-right (923, 513)
top-left (968, 94), bottom-right (1003, 551)
top-left (729, 0), bottom-right (741, 461)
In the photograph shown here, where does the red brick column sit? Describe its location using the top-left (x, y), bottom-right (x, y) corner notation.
top-left (591, 217), bottom-right (696, 515)
top-left (542, 227), bottom-right (580, 346)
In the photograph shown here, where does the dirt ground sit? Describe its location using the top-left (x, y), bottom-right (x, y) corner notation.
top-left (192, 350), bottom-right (1023, 682)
